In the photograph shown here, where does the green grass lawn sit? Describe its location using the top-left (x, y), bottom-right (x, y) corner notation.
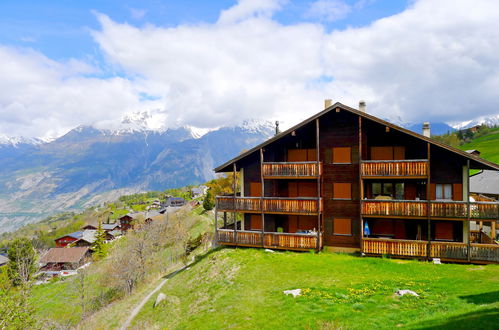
top-left (132, 248), bottom-right (499, 329)
top-left (459, 129), bottom-right (499, 165)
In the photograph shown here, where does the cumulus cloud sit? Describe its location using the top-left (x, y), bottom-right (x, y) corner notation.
top-left (1, 0), bottom-right (499, 138)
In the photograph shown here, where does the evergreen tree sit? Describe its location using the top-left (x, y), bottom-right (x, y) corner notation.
top-left (92, 220), bottom-right (107, 259)
top-left (203, 190), bottom-right (215, 211)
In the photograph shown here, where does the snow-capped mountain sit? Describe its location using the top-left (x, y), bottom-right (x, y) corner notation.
top-left (450, 114), bottom-right (499, 130)
top-left (0, 134), bottom-right (45, 147)
top-left (0, 118), bottom-right (274, 233)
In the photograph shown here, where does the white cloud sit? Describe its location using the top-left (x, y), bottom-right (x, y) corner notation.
top-left (129, 8), bottom-right (147, 20)
top-left (306, 0), bottom-right (351, 22)
top-left (1, 0), bottom-right (499, 138)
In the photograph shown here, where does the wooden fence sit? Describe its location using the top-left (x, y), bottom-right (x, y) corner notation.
top-left (217, 229), bottom-right (319, 250)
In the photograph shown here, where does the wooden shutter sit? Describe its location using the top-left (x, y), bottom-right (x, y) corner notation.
top-left (249, 182), bottom-right (262, 197)
top-left (288, 182), bottom-right (298, 197)
top-left (288, 149), bottom-right (308, 161)
top-left (307, 149), bottom-right (317, 161)
top-left (371, 147), bottom-right (394, 160)
top-left (333, 218), bottom-right (352, 235)
top-left (435, 222), bottom-right (453, 240)
top-left (333, 183), bottom-right (351, 199)
top-left (333, 147), bottom-right (351, 163)
top-left (298, 182), bottom-right (317, 197)
top-left (250, 215), bottom-right (262, 230)
top-left (429, 183), bottom-right (436, 200)
top-left (453, 183), bottom-right (463, 201)
top-left (394, 146), bottom-right (405, 160)
top-left (288, 215), bottom-right (298, 233)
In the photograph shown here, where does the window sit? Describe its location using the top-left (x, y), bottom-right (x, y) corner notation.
top-left (371, 182), bottom-right (404, 200)
top-left (333, 183), bottom-right (351, 199)
top-left (333, 218), bottom-right (352, 236)
top-left (436, 184), bottom-right (452, 200)
top-left (332, 147), bottom-right (351, 164)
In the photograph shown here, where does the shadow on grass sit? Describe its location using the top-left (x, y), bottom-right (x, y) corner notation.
top-left (413, 308), bottom-right (499, 329)
top-left (459, 290), bottom-right (499, 305)
top-left (161, 247), bottom-right (222, 280)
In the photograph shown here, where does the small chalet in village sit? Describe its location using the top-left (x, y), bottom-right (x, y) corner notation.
top-left (214, 101), bottom-right (499, 264)
top-left (39, 247), bottom-right (91, 275)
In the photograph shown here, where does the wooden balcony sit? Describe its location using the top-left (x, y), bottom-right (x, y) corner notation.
top-left (362, 200), bottom-right (499, 220)
top-left (362, 200), bottom-right (427, 217)
top-left (217, 229), bottom-right (321, 250)
top-left (362, 238), bottom-right (499, 263)
top-left (262, 162), bottom-right (321, 179)
top-left (363, 238), bottom-right (427, 257)
top-left (361, 160), bottom-right (428, 178)
top-left (216, 196), bottom-right (322, 215)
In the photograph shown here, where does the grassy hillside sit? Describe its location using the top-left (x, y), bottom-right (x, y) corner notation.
top-left (130, 248), bottom-right (499, 329)
top-left (459, 129), bottom-right (499, 164)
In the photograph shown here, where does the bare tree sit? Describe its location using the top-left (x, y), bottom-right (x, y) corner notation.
top-left (74, 269), bottom-right (87, 320)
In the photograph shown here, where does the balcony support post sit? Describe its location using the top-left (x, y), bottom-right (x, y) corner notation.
top-left (260, 148), bottom-right (265, 247)
top-left (316, 118), bottom-right (321, 251)
top-left (233, 163), bottom-right (237, 246)
top-left (426, 142), bottom-right (431, 261)
top-left (223, 212), bottom-right (227, 228)
top-left (466, 159), bottom-right (471, 261)
top-left (215, 204), bottom-right (218, 244)
top-left (359, 116), bottom-right (364, 254)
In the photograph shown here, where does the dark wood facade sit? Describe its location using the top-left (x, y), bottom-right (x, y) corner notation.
top-left (214, 102), bottom-right (499, 263)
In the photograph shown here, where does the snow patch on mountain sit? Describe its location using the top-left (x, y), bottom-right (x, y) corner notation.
top-left (0, 134), bottom-right (45, 146)
top-left (450, 114), bottom-right (499, 130)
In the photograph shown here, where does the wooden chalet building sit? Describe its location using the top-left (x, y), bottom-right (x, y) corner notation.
top-left (214, 101), bottom-right (499, 264)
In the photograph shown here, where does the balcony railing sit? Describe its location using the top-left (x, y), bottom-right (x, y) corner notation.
top-left (217, 229), bottom-right (320, 250)
top-left (362, 200), bottom-right (499, 220)
top-left (363, 238), bottom-right (499, 262)
top-left (262, 162), bottom-right (321, 178)
top-left (216, 196), bottom-right (322, 215)
top-left (361, 160), bottom-right (428, 177)
top-left (363, 238), bottom-right (427, 257)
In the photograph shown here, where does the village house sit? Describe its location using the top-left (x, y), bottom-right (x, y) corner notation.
top-left (214, 101), bottom-right (499, 264)
top-left (191, 185), bottom-right (208, 198)
top-left (119, 213), bottom-right (139, 233)
top-left (165, 196), bottom-right (186, 207)
top-left (39, 247), bottom-right (91, 276)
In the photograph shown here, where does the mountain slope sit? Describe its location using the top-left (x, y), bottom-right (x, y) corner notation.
top-left (458, 128), bottom-right (499, 164)
top-left (0, 121), bottom-right (274, 233)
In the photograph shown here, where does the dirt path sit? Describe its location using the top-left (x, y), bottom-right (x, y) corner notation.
top-left (120, 264), bottom-right (191, 329)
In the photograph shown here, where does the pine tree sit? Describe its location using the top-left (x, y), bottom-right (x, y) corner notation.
top-left (203, 190), bottom-right (215, 211)
top-left (92, 220), bottom-right (107, 259)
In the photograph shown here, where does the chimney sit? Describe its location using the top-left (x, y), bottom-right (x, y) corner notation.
top-left (359, 100), bottom-right (366, 112)
top-left (275, 121), bottom-right (280, 135)
top-left (422, 122), bottom-right (431, 137)
top-left (324, 99), bottom-right (333, 109)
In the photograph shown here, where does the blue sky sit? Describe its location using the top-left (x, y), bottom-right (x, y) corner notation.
top-left (1, 0), bottom-right (498, 139)
top-left (0, 1), bottom-right (407, 61)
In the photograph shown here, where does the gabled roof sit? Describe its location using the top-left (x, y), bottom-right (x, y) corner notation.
top-left (40, 247), bottom-right (89, 264)
top-left (56, 230), bottom-right (97, 243)
top-left (470, 170), bottom-right (499, 196)
top-left (214, 102), bottom-right (499, 173)
top-left (102, 223), bottom-right (120, 231)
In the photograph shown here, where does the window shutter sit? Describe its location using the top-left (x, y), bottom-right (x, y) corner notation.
top-left (429, 183), bottom-right (436, 200)
top-left (333, 218), bottom-right (352, 235)
top-left (453, 183), bottom-right (463, 201)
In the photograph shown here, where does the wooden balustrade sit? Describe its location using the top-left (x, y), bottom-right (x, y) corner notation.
top-left (362, 200), bottom-right (499, 220)
top-left (217, 229), bottom-right (319, 250)
top-left (216, 196), bottom-right (321, 215)
top-left (363, 238), bottom-right (499, 262)
top-left (362, 238), bottom-right (427, 257)
top-left (362, 200), bottom-right (427, 217)
top-left (430, 201), bottom-right (467, 218)
top-left (429, 241), bottom-right (468, 260)
top-left (262, 162), bottom-right (321, 178)
top-left (361, 160), bottom-right (428, 177)
top-left (469, 243), bottom-right (499, 262)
